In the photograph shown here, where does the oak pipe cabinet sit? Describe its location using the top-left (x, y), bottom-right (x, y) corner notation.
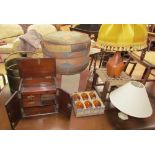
top-left (0, 85), bottom-right (73, 129)
top-left (17, 58), bottom-right (72, 118)
top-left (17, 58), bottom-right (57, 117)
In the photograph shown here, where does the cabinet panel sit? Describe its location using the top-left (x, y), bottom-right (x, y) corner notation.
top-left (5, 92), bottom-right (22, 128)
top-left (0, 85), bottom-right (13, 130)
top-left (23, 104), bottom-right (56, 116)
top-left (0, 104), bottom-right (11, 130)
top-left (57, 88), bottom-right (72, 118)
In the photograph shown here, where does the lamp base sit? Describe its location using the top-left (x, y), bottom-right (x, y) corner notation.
top-left (118, 112), bottom-right (128, 120)
top-left (106, 51), bottom-right (125, 78)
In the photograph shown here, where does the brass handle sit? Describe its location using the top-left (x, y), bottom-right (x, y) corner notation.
top-left (27, 95), bottom-right (35, 100)
top-left (28, 101), bottom-right (35, 105)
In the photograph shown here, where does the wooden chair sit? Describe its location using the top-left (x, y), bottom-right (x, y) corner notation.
top-left (124, 32), bottom-right (155, 84)
top-left (18, 58), bottom-right (57, 117)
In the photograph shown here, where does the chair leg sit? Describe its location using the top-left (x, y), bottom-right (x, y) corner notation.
top-left (147, 39), bottom-right (151, 52)
top-left (129, 63), bottom-right (137, 76)
top-left (140, 49), bottom-right (146, 60)
top-left (92, 71), bottom-right (98, 90)
top-left (141, 68), bottom-right (148, 79)
top-left (101, 81), bottom-right (110, 102)
top-left (142, 68), bottom-right (151, 85)
top-left (93, 54), bottom-right (98, 71)
top-left (124, 57), bottom-right (132, 71)
top-left (99, 52), bottom-right (105, 68)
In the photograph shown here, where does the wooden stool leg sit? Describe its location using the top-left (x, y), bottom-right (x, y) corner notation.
top-left (89, 56), bottom-right (94, 70)
top-left (93, 54), bottom-right (98, 72)
top-left (92, 71), bottom-right (98, 89)
top-left (101, 81), bottom-right (110, 102)
top-left (99, 52), bottom-right (105, 68)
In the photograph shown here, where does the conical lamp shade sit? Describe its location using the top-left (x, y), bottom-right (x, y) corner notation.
top-left (109, 81), bottom-right (153, 118)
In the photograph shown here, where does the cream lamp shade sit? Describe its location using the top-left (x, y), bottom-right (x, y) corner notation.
top-left (97, 24), bottom-right (148, 51)
top-left (109, 81), bottom-right (153, 118)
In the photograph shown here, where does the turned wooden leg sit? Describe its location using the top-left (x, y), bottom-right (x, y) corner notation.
top-left (93, 54), bottom-right (98, 72)
top-left (99, 52), bottom-right (105, 68)
top-left (92, 71), bottom-right (98, 90)
top-left (142, 67), bottom-right (151, 85)
top-left (101, 81), bottom-right (110, 102)
top-left (89, 55), bottom-right (94, 70)
top-left (142, 68), bottom-right (148, 80)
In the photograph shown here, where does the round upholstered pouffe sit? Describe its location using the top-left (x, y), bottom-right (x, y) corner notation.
top-left (41, 31), bottom-right (91, 75)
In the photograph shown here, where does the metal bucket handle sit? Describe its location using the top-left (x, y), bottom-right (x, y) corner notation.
top-left (0, 73), bottom-right (6, 86)
top-left (4, 51), bottom-right (41, 63)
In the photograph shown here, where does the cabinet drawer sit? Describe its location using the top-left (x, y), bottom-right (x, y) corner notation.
top-left (22, 94), bottom-right (41, 107)
top-left (22, 100), bottom-right (41, 107)
top-left (22, 95), bottom-right (40, 102)
top-left (23, 104), bottom-right (56, 117)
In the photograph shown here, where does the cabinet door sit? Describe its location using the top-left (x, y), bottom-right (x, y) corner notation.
top-left (0, 100), bottom-right (12, 130)
top-left (5, 91), bottom-right (22, 129)
top-left (57, 88), bottom-right (72, 118)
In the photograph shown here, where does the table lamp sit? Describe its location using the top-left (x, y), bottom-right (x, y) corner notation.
top-left (109, 81), bottom-right (153, 120)
top-left (97, 24), bottom-right (148, 78)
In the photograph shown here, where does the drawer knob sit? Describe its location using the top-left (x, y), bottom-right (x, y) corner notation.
top-left (27, 96), bottom-right (35, 100)
top-left (28, 101), bottom-right (35, 105)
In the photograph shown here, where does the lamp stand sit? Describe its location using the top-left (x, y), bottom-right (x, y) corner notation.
top-left (118, 112), bottom-right (128, 120)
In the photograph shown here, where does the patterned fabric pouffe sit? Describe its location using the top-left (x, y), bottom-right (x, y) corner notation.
top-left (41, 31), bottom-right (91, 75)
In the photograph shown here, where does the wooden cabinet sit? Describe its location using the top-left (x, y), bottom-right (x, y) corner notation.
top-left (0, 85), bottom-right (73, 130)
top-left (18, 58), bottom-right (57, 117)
